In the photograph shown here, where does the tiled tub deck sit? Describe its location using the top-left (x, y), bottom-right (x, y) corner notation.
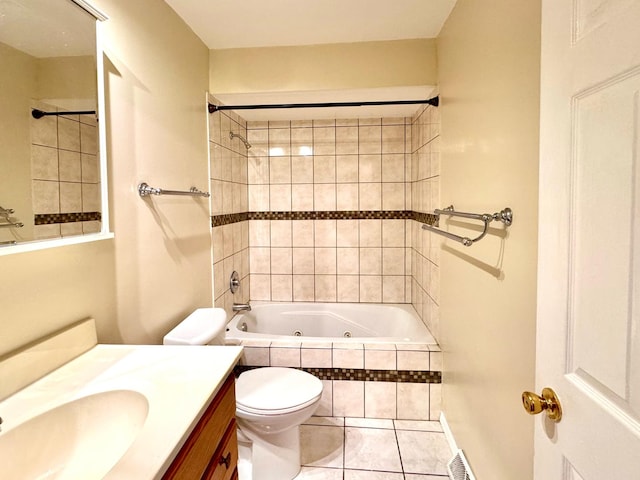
top-left (233, 339), bottom-right (442, 421)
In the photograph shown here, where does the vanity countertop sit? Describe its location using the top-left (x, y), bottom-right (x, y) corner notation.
top-left (0, 344), bottom-right (243, 479)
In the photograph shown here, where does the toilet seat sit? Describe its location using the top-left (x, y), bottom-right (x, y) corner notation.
top-left (236, 367), bottom-right (323, 415)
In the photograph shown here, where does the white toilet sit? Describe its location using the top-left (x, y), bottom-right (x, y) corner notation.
top-left (163, 308), bottom-right (323, 480)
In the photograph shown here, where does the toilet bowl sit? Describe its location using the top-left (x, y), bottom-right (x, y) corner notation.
top-left (163, 308), bottom-right (323, 480)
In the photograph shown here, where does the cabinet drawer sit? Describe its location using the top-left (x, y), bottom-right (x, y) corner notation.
top-left (162, 374), bottom-right (237, 480)
top-left (204, 419), bottom-right (238, 480)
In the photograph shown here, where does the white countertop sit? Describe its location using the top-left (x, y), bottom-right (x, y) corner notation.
top-left (0, 344), bottom-right (243, 479)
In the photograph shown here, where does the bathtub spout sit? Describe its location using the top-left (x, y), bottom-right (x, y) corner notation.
top-left (233, 303), bottom-right (252, 312)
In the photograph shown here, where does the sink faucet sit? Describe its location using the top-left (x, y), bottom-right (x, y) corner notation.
top-left (232, 303), bottom-right (251, 312)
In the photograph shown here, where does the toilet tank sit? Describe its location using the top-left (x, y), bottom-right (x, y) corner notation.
top-left (163, 308), bottom-right (227, 345)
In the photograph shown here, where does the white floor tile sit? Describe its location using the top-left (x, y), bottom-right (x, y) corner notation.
top-left (404, 475), bottom-right (450, 480)
top-left (305, 416), bottom-right (345, 427)
top-left (294, 466), bottom-right (344, 479)
top-left (344, 469), bottom-right (404, 479)
top-left (344, 427), bottom-right (402, 472)
top-left (300, 425), bottom-right (344, 469)
top-left (345, 417), bottom-right (394, 429)
top-left (396, 430), bottom-right (451, 475)
top-left (393, 419), bottom-right (443, 432)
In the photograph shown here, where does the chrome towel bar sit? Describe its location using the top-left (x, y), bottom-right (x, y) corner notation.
top-left (422, 205), bottom-right (513, 247)
top-left (138, 182), bottom-right (210, 198)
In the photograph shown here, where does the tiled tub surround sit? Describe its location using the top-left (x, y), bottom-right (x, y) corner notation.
top-left (233, 339), bottom-right (442, 421)
top-left (30, 101), bottom-right (101, 239)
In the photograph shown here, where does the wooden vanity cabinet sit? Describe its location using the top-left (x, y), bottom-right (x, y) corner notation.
top-left (162, 373), bottom-right (238, 480)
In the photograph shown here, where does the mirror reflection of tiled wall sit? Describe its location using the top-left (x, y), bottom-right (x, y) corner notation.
top-left (30, 101), bottom-right (101, 239)
top-left (209, 99), bottom-right (440, 340)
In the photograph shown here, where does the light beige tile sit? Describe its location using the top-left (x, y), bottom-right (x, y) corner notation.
top-left (293, 274), bottom-right (315, 302)
top-left (292, 220), bottom-right (314, 247)
top-left (249, 220), bottom-right (270, 246)
top-left (364, 349), bottom-right (396, 370)
top-left (31, 145), bottom-right (58, 180)
top-left (359, 248), bottom-right (381, 275)
top-left (336, 126), bottom-right (358, 154)
top-left (358, 125), bottom-right (382, 154)
top-left (314, 156), bottom-right (336, 183)
top-left (359, 220), bottom-right (381, 247)
top-left (333, 347), bottom-right (363, 369)
top-left (250, 274), bottom-right (271, 301)
top-left (345, 417), bottom-right (394, 429)
top-left (314, 184), bottom-right (336, 211)
top-left (430, 384), bottom-right (442, 420)
top-left (315, 275), bottom-right (337, 302)
top-left (304, 416), bottom-right (343, 427)
top-left (301, 348), bottom-right (332, 368)
top-left (337, 220), bottom-right (358, 247)
top-left (271, 247), bottom-right (292, 274)
top-left (58, 118), bottom-right (80, 151)
top-left (292, 156), bottom-right (314, 183)
top-left (248, 184), bottom-right (269, 211)
top-left (358, 154), bottom-right (381, 182)
top-left (60, 182), bottom-right (82, 212)
top-left (270, 156), bottom-right (291, 183)
top-left (382, 219), bottom-right (405, 247)
top-left (292, 184), bottom-right (314, 211)
top-left (397, 350), bottom-right (430, 371)
top-left (249, 247), bottom-right (270, 274)
top-left (270, 346), bottom-right (300, 367)
top-left (333, 381), bottom-right (364, 417)
top-left (337, 275), bottom-right (359, 302)
top-left (393, 419), bottom-right (443, 432)
top-left (314, 380), bottom-right (333, 417)
top-left (81, 183), bottom-right (100, 212)
top-left (382, 182), bottom-right (405, 210)
top-left (33, 224), bottom-right (60, 240)
top-left (268, 128), bottom-right (291, 156)
top-left (344, 427), bottom-right (402, 471)
top-left (314, 220), bottom-right (336, 247)
top-left (314, 120), bottom-right (336, 127)
top-left (241, 346), bottom-right (270, 366)
top-left (364, 382), bottom-right (397, 419)
top-left (293, 248), bottom-right (315, 274)
top-left (81, 154), bottom-right (99, 183)
top-left (336, 155), bottom-right (359, 183)
top-left (80, 123), bottom-right (97, 155)
top-left (82, 221), bottom-right (101, 234)
top-left (337, 248), bottom-right (359, 274)
top-left (430, 351), bottom-right (443, 371)
top-left (345, 470), bottom-right (403, 480)
top-left (336, 182), bottom-right (359, 211)
top-left (381, 125), bottom-right (405, 154)
top-left (270, 220), bottom-right (292, 247)
top-left (291, 127), bottom-right (313, 156)
top-left (358, 183), bottom-right (381, 211)
top-left (31, 115), bottom-right (57, 147)
top-left (270, 184), bottom-right (291, 211)
top-left (60, 223), bottom-right (83, 237)
top-left (295, 467), bottom-right (343, 480)
top-left (383, 276), bottom-right (405, 303)
top-left (397, 383), bottom-right (430, 420)
top-left (336, 118), bottom-right (358, 127)
top-left (396, 430), bottom-right (450, 475)
top-left (300, 425), bottom-right (344, 468)
top-left (381, 153), bottom-right (405, 182)
top-left (313, 126), bottom-right (336, 155)
top-left (269, 120), bottom-right (290, 129)
top-left (248, 156), bottom-right (269, 184)
top-left (360, 276), bottom-right (382, 303)
top-left (383, 248), bottom-right (405, 275)
top-left (271, 274), bottom-right (293, 301)
top-left (315, 248), bottom-right (337, 274)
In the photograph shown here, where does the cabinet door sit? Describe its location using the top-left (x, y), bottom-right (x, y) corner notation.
top-left (204, 419), bottom-right (238, 480)
top-left (162, 374), bottom-right (237, 480)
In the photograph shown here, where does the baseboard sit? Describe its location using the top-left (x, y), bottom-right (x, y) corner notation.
top-left (440, 411), bottom-right (459, 453)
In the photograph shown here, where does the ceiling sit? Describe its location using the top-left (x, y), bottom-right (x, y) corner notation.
top-left (166, 0), bottom-right (455, 120)
top-left (164, 0), bottom-right (457, 50)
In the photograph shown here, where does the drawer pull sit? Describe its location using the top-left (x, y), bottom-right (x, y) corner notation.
top-left (219, 452), bottom-right (231, 469)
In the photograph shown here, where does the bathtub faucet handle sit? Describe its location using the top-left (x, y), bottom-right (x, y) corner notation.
top-left (232, 303), bottom-right (251, 312)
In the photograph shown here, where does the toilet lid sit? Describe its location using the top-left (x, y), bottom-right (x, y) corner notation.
top-left (236, 367), bottom-right (323, 415)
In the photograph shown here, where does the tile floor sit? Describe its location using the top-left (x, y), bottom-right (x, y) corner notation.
top-left (293, 417), bottom-right (451, 479)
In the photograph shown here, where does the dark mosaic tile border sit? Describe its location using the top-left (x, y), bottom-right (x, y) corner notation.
top-left (234, 365), bottom-right (441, 384)
top-left (34, 212), bottom-right (102, 225)
top-left (212, 211), bottom-right (438, 227)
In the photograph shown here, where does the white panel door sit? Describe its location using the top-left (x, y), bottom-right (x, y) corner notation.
top-left (536, 0), bottom-right (640, 478)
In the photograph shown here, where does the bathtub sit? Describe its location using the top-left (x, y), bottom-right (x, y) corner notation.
top-left (225, 302), bottom-right (436, 345)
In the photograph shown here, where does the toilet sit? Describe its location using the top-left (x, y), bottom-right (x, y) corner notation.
top-left (163, 308), bottom-right (323, 480)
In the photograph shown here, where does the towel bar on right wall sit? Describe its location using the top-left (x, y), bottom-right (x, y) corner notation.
top-left (421, 205), bottom-right (513, 247)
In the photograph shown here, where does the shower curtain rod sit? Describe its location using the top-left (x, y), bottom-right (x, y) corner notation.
top-left (31, 109), bottom-right (96, 119)
top-left (208, 95), bottom-right (439, 114)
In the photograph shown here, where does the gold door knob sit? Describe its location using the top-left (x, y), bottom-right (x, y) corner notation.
top-left (521, 387), bottom-right (562, 422)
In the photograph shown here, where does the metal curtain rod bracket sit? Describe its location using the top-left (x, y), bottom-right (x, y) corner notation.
top-left (138, 182), bottom-right (210, 198)
top-left (208, 96), bottom-right (439, 114)
top-left (422, 205), bottom-right (513, 247)
top-left (32, 109), bottom-right (96, 119)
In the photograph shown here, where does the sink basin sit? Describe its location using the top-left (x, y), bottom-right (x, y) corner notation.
top-left (0, 390), bottom-right (148, 479)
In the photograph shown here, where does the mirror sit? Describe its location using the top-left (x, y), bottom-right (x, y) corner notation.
top-left (0, 0), bottom-right (108, 249)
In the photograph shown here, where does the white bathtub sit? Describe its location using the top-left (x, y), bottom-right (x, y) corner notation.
top-left (225, 302), bottom-right (436, 345)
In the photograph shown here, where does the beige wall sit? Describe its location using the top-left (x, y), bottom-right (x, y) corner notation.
top-left (36, 55), bottom-right (97, 108)
top-left (1, 0), bottom-right (212, 357)
top-left (209, 39), bottom-right (437, 94)
top-left (92, 0), bottom-right (212, 343)
top-left (437, 1), bottom-right (540, 479)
